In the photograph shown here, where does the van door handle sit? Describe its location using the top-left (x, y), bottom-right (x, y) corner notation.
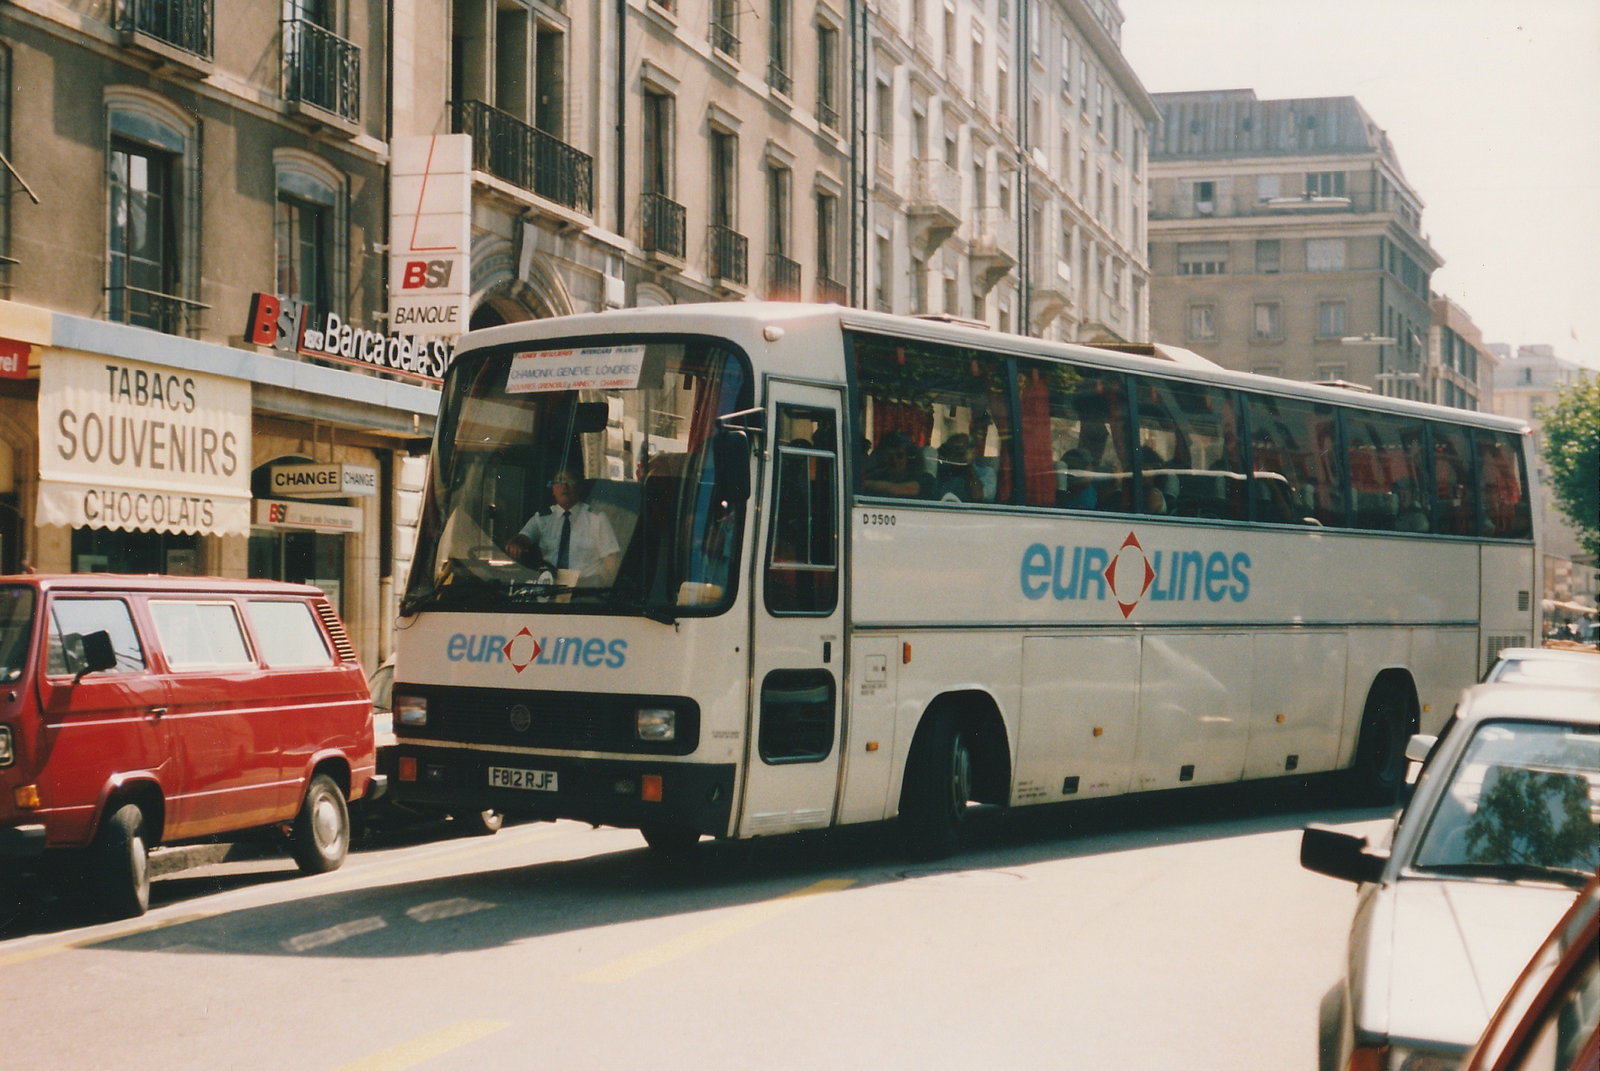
top-left (146, 707), bottom-right (167, 721)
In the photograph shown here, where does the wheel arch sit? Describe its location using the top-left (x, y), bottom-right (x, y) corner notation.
top-left (95, 775), bottom-right (166, 848)
top-left (911, 689), bottom-right (1012, 807)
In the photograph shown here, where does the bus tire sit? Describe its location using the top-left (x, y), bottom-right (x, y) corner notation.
top-left (640, 824), bottom-right (700, 858)
top-left (1346, 685), bottom-right (1414, 805)
top-left (290, 774), bottom-right (350, 875)
top-left (899, 709), bottom-right (973, 860)
top-left (95, 803), bottom-right (150, 920)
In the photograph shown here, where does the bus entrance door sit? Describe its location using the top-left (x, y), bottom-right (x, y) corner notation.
top-left (738, 383), bottom-right (846, 837)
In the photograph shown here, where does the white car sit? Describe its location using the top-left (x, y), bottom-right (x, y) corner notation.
top-left (1483, 647), bottom-right (1599, 686)
top-left (1302, 681), bottom-right (1600, 1071)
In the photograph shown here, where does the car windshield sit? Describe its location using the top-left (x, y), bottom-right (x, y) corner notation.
top-left (1411, 719), bottom-right (1600, 884)
top-left (0, 585), bottom-right (34, 682)
top-left (1487, 657), bottom-right (1600, 686)
top-left (403, 337), bottom-right (752, 621)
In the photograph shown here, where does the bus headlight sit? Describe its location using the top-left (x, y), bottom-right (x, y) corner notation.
top-left (636, 708), bottom-right (677, 742)
top-left (395, 695), bottom-right (428, 727)
top-left (0, 725), bottom-right (12, 766)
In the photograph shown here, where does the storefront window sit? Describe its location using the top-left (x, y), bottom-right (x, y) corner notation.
top-left (71, 527), bottom-right (200, 574)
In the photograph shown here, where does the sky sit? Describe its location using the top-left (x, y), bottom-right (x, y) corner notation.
top-left (1119, 0), bottom-right (1600, 372)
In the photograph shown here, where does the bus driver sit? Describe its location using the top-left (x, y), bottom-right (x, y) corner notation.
top-left (506, 469), bottom-right (621, 586)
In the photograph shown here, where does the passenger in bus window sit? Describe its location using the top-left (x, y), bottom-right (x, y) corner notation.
top-left (1057, 448), bottom-right (1098, 509)
top-left (1139, 446), bottom-right (1177, 515)
top-left (863, 432), bottom-right (934, 498)
top-left (1393, 478), bottom-right (1430, 533)
top-left (506, 469), bottom-right (621, 586)
top-left (933, 434), bottom-right (984, 502)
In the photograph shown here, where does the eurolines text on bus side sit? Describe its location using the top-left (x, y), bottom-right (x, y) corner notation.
top-left (1019, 538), bottom-right (1251, 607)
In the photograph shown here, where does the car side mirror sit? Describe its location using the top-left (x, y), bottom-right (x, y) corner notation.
top-left (1300, 824), bottom-right (1388, 885)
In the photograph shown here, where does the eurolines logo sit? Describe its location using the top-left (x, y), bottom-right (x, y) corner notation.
top-left (447, 627), bottom-right (628, 673)
top-left (1020, 532), bottom-right (1251, 618)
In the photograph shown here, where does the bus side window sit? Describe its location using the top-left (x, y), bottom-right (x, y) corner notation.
top-left (1475, 430), bottom-right (1532, 539)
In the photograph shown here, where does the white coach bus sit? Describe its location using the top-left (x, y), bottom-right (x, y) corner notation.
top-left (390, 303), bottom-right (1538, 857)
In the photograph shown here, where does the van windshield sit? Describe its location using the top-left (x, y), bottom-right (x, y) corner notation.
top-left (403, 337), bottom-right (752, 620)
top-left (0, 586), bottom-right (35, 682)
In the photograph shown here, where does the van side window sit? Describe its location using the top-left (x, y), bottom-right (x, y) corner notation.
top-left (246, 600), bottom-right (334, 667)
top-left (149, 601), bottom-right (254, 669)
top-left (46, 598), bottom-right (146, 676)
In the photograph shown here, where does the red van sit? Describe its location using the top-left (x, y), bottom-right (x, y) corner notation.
top-left (0, 575), bottom-right (380, 918)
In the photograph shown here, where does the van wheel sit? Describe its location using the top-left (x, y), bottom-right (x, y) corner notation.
top-left (899, 709), bottom-right (972, 860)
top-left (290, 775), bottom-right (349, 874)
top-left (454, 809), bottom-right (503, 836)
top-left (95, 803), bottom-right (150, 919)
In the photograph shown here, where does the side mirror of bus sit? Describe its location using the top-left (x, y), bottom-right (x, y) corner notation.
top-left (713, 430), bottom-right (751, 503)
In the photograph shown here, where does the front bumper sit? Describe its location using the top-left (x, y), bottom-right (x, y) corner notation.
top-left (0, 823), bottom-right (46, 859)
top-left (393, 746), bottom-right (736, 837)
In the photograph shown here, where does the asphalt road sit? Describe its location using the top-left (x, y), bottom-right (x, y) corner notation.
top-left (1, 782), bottom-right (1391, 1071)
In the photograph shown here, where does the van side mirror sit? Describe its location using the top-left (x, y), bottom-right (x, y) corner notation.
top-left (66, 629), bottom-right (118, 683)
top-left (713, 429), bottom-right (751, 504)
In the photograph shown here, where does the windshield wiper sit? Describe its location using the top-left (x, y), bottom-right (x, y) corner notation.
top-left (1418, 861), bottom-right (1596, 887)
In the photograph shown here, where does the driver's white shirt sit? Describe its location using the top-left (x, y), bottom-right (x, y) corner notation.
top-left (517, 502), bottom-right (620, 585)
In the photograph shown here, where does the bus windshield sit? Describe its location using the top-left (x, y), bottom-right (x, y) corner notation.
top-left (404, 337), bottom-right (752, 620)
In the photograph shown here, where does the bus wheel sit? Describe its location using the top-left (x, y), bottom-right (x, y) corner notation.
top-left (291, 774), bottom-right (350, 874)
top-left (899, 709), bottom-right (973, 860)
top-left (454, 809), bottom-right (504, 836)
top-left (95, 803), bottom-right (150, 919)
top-left (1347, 689), bottom-right (1412, 805)
top-left (641, 824), bottom-right (700, 858)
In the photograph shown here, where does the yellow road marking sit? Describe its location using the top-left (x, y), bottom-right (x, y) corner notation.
top-left (329, 1020), bottom-right (509, 1071)
top-left (577, 877), bottom-right (856, 984)
top-left (0, 912), bottom-right (209, 969)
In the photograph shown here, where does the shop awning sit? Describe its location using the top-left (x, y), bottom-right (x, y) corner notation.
top-left (37, 349), bottom-right (252, 537)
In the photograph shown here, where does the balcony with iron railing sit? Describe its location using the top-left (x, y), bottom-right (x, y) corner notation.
top-left (767, 59), bottom-right (793, 98)
top-left (969, 208), bottom-right (1017, 292)
top-left (816, 92), bottom-right (840, 132)
top-left (710, 15), bottom-right (739, 59)
top-left (117, 0), bottom-right (213, 74)
top-left (815, 276), bottom-right (848, 305)
top-left (282, 18), bottom-right (360, 132)
top-left (708, 224), bottom-right (748, 289)
top-left (1149, 190), bottom-right (1382, 221)
top-left (906, 159), bottom-right (962, 254)
top-left (454, 100), bottom-right (593, 218)
top-left (642, 192), bottom-right (686, 263)
top-left (766, 253), bottom-right (802, 301)
top-left (107, 283), bottom-right (210, 339)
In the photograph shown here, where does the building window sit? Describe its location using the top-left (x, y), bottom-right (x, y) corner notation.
top-left (816, 22), bottom-right (839, 129)
top-left (1255, 239), bottom-right (1280, 274)
top-left (1306, 237), bottom-right (1347, 272)
top-left (711, 0), bottom-right (739, 57)
top-left (874, 234), bottom-right (893, 311)
top-left (767, 160), bottom-right (790, 258)
top-left (1315, 363), bottom-right (1347, 382)
top-left (1317, 300), bottom-right (1346, 338)
top-left (710, 129), bottom-right (737, 229)
top-left (105, 89), bottom-right (201, 337)
top-left (1177, 241), bottom-right (1227, 275)
top-left (1253, 302), bottom-right (1281, 341)
top-left (643, 89), bottom-right (675, 198)
top-left (815, 190), bottom-right (840, 292)
top-left (1306, 171), bottom-right (1345, 197)
top-left (1060, 33), bottom-right (1072, 96)
top-left (1193, 179), bottom-right (1215, 215)
top-left (1187, 304), bottom-right (1216, 340)
top-left (767, 0), bottom-right (791, 95)
top-left (1257, 174), bottom-right (1281, 202)
top-left (274, 150), bottom-right (347, 326)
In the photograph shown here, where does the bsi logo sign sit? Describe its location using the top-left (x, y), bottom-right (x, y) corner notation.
top-left (399, 258), bottom-right (457, 290)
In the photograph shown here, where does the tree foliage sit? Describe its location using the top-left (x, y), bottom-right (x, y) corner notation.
top-left (1538, 375), bottom-right (1600, 561)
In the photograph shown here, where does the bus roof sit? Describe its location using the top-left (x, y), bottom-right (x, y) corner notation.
top-left (451, 302), bottom-right (1529, 434)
